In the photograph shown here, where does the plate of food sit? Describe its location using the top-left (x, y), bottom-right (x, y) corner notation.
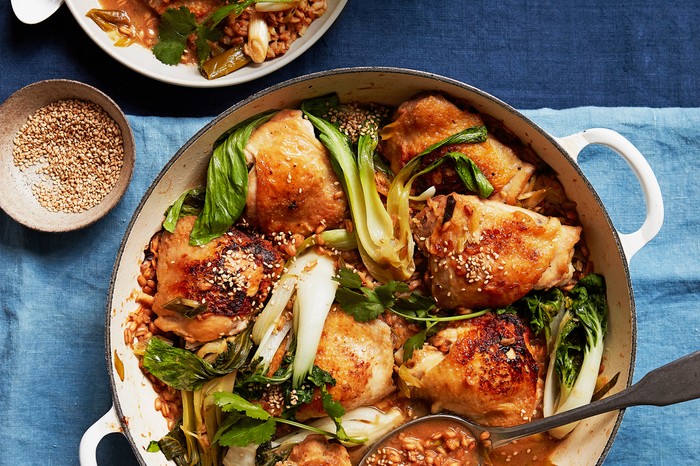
top-left (64, 0), bottom-right (347, 87)
top-left (80, 68), bottom-right (663, 466)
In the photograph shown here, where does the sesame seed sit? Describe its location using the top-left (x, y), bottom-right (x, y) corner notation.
top-left (12, 99), bottom-right (125, 213)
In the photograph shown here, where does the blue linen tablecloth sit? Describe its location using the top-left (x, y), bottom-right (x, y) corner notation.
top-left (2, 1), bottom-right (700, 115)
top-left (1, 106), bottom-right (699, 465)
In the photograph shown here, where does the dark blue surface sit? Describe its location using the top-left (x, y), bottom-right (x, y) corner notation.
top-left (1, 1), bottom-right (700, 116)
top-left (1, 2), bottom-right (700, 466)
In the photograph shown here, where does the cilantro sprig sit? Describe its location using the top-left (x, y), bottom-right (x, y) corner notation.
top-left (153, 0), bottom-right (258, 67)
top-left (333, 268), bottom-right (492, 360)
top-left (213, 365), bottom-right (365, 447)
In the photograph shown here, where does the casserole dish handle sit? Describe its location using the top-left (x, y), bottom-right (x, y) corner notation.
top-left (555, 128), bottom-right (664, 262)
top-left (79, 405), bottom-right (122, 466)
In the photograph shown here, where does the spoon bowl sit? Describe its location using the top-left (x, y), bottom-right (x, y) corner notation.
top-left (359, 350), bottom-right (700, 465)
top-left (11, 0), bottom-right (64, 24)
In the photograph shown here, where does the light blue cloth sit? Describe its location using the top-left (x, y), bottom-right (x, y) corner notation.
top-left (1, 108), bottom-right (698, 465)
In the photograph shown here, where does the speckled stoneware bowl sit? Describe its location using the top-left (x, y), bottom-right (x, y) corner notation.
top-left (0, 79), bottom-right (135, 232)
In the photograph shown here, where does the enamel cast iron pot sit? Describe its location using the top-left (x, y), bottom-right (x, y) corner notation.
top-left (80, 68), bottom-right (664, 466)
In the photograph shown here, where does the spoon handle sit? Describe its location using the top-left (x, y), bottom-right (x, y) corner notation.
top-left (490, 350), bottom-right (700, 448)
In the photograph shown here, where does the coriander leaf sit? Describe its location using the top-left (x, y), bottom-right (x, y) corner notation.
top-left (402, 328), bottom-right (427, 361)
top-left (373, 280), bottom-right (409, 306)
top-left (152, 7), bottom-right (197, 65)
top-left (307, 365), bottom-right (336, 388)
top-left (214, 391), bottom-right (271, 420)
top-left (194, 24), bottom-right (222, 66)
top-left (333, 267), bottom-right (364, 289)
top-left (320, 384), bottom-right (351, 441)
top-left (212, 412), bottom-right (243, 444)
top-left (402, 321), bottom-right (440, 361)
top-left (216, 417), bottom-right (276, 447)
top-left (320, 384), bottom-right (345, 419)
top-left (393, 292), bottom-right (437, 315)
top-left (162, 6), bottom-right (198, 35)
top-left (335, 287), bottom-right (385, 322)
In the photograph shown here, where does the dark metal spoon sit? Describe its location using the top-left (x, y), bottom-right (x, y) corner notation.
top-left (359, 350), bottom-right (700, 465)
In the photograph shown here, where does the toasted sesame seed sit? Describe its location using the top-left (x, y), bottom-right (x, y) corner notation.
top-left (12, 99), bottom-right (125, 213)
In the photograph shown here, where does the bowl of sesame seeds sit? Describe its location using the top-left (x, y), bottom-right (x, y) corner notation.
top-left (0, 79), bottom-right (135, 232)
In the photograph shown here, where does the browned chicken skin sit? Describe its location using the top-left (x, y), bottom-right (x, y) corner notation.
top-left (245, 109), bottom-right (348, 236)
top-left (281, 434), bottom-right (352, 466)
top-left (405, 312), bottom-right (545, 427)
top-left (379, 94), bottom-right (534, 204)
top-left (151, 216), bottom-right (284, 342)
top-left (295, 308), bottom-right (395, 420)
top-left (413, 194), bottom-right (581, 309)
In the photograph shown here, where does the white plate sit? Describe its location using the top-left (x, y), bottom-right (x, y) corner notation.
top-left (64, 0), bottom-right (348, 88)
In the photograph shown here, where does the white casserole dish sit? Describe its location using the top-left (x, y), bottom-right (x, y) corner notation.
top-left (80, 67), bottom-right (664, 465)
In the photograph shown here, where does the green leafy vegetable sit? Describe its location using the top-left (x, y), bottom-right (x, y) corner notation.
top-left (302, 96), bottom-right (490, 283)
top-left (216, 391), bottom-right (271, 420)
top-left (518, 287), bottom-right (566, 341)
top-left (143, 331), bottom-right (252, 391)
top-left (218, 417), bottom-right (277, 448)
top-left (213, 383), bottom-right (366, 448)
top-left (163, 186), bottom-right (205, 232)
top-left (153, 1), bottom-right (258, 68)
top-left (255, 442), bottom-right (295, 466)
top-left (543, 273), bottom-right (608, 439)
top-left (401, 322), bottom-right (440, 361)
top-left (161, 297), bottom-right (207, 318)
top-left (189, 111), bottom-right (276, 246)
top-left (333, 268), bottom-right (492, 360)
top-left (257, 406), bottom-right (405, 464)
top-left (416, 151), bottom-right (494, 198)
top-left (151, 419), bottom-right (191, 466)
top-left (152, 7), bottom-right (197, 65)
top-left (290, 252), bottom-right (340, 388)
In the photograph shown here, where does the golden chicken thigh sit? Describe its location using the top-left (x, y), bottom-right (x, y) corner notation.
top-left (405, 312), bottom-right (545, 427)
top-left (245, 109), bottom-right (348, 236)
top-left (282, 435), bottom-right (352, 466)
top-left (151, 216), bottom-right (284, 343)
top-left (413, 194), bottom-right (581, 309)
top-left (379, 94), bottom-right (534, 204)
top-left (295, 308), bottom-right (395, 420)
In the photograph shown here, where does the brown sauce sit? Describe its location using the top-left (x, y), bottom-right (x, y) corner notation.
top-left (489, 434), bottom-right (559, 466)
top-left (363, 418), bottom-right (481, 466)
top-left (362, 417), bottom-right (560, 466)
top-left (97, 0), bottom-right (160, 48)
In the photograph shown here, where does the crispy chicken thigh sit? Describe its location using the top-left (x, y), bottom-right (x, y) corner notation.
top-left (245, 109), bottom-right (348, 236)
top-left (282, 435), bottom-right (351, 466)
top-left (413, 194), bottom-right (581, 309)
top-left (151, 216), bottom-right (284, 342)
top-left (296, 308), bottom-right (395, 420)
top-left (380, 94), bottom-right (534, 204)
top-left (404, 312), bottom-right (545, 427)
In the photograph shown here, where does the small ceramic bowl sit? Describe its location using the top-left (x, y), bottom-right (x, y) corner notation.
top-left (0, 79), bottom-right (135, 232)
